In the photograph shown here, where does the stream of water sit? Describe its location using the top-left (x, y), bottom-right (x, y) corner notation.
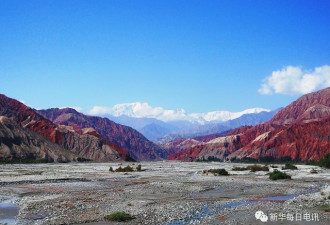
top-left (0, 195), bottom-right (19, 225)
top-left (166, 187), bottom-right (322, 225)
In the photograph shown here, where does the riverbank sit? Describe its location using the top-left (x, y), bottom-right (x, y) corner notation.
top-left (0, 161), bottom-right (329, 224)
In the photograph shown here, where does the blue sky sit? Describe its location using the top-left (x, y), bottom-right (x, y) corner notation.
top-left (0, 0), bottom-right (329, 114)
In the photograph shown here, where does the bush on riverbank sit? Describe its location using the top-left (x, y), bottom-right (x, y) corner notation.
top-left (115, 165), bottom-right (134, 172)
top-left (104, 212), bottom-right (135, 222)
top-left (232, 156), bottom-right (295, 163)
top-left (232, 165), bottom-right (269, 172)
top-left (307, 154), bottom-right (330, 169)
top-left (232, 166), bottom-right (248, 171)
top-left (203, 168), bottom-right (229, 176)
top-left (247, 165), bottom-right (269, 172)
top-left (197, 156), bottom-right (222, 162)
top-left (269, 170), bottom-right (291, 180)
top-left (282, 163), bottom-right (298, 170)
top-left (109, 165), bottom-right (143, 172)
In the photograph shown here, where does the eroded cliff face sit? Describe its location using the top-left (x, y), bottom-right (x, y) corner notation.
top-left (0, 94), bottom-right (125, 162)
top-left (0, 116), bottom-right (77, 162)
top-left (229, 117), bottom-right (330, 161)
top-left (169, 87), bottom-right (330, 161)
top-left (38, 108), bottom-right (166, 161)
top-left (270, 87), bottom-right (330, 125)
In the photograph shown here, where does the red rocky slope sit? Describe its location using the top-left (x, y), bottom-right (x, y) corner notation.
top-left (169, 87), bottom-right (330, 161)
top-left (37, 108), bottom-right (166, 161)
top-left (0, 116), bottom-right (77, 162)
top-left (0, 94), bottom-right (125, 162)
top-left (270, 87), bottom-right (330, 125)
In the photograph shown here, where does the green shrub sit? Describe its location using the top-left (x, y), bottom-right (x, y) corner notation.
top-left (197, 156), bottom-right (222, 162)
top-left (136, 164), bottom-right (142, 171)
top-left (232, 165), bottom-right (269, 172)
top-left (310, 169), bottom-right (318, 174)
top-left (246, 165), bottom-right (269, 172)
top-left (115, 165), bottom-right (134, 172)
top-left (319, 154), bottom-right (330, 169)
top-left (104, 212), bottom-right (135, 222)
top-left (109, 167), bottom-right (114, 172)
top-left (232, 167), bottom-right (248, 171)
top-left (204, 168), bottom-right (229, 176)
top-left (269, 170), bottom-right (291, 180)
top-left (282, 163), bottom-right (298, 170)
top-left (305, 154), bottom-right (330, 169)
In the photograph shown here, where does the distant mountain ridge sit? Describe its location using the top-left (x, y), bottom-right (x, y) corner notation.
top-left (109, 109), bottom-right (279, 141)
top-left (102, 102), bottom-right (270, 124)
top-left (169, 87), bottom-right (330, 161)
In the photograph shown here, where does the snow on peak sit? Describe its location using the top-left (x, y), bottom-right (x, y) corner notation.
top-left (189, 107), bottom-right (270, 123)
top-left (89, 103), bottom-right (270, 124)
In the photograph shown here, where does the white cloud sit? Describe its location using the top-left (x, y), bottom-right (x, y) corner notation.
top-left (89, 102), bottom-right (187, 121)
top-left (89, 106), bottom-right (112, 115)
top-left (89, 102), bottom-right (270, 124)
top-left (258, 65), bottom-right (330, 95)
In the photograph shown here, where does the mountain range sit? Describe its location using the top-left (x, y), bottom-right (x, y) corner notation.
top-left (168, 87), bottom-right (330, 161)
top-left (1, 87), bottom-right (329, 163)
top-left (108, 109), bottom-right (279, 141)
top-left (0, 94), bottom-right (164, 162)
top-left (94, 102), bottom-right (270, 124)
top-left (37, 108), bottom-right (166, 160)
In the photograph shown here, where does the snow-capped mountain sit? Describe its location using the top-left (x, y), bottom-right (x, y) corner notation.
top-left (89, 102), bottom-right (270, 124)
top-left (189, 107), bottom-right (270, 124)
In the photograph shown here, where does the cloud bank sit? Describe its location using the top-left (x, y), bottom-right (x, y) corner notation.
top-left (89, 103), bottom-right (187, 121)
top-left (258, 65), bottom-right (330, 95)
top-left (89, 102), bottom-right (269, 123)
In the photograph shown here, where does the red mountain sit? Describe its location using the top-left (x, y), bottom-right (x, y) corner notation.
top-left (169, 87), bottom-right (330, 161)
top-left (37, 108), bottom-right (166, 161)
top-left (0, 116), bottom-right (77, 162)
top-left (0, 94), bottom-right (126, 162)
top-left (270, 88), bottom-right (330, 125)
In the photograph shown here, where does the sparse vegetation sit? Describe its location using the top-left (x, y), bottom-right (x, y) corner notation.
top-left (282, 163), bottom-right (298, 170)
top-left (232, 156), bottom-right (295, 163)
top-left (109, 165), bottom-right (143, 172)
top-left (77, 157), bottom-right (92, 162)
top-left (319, 154), bottom-right (330, 168)
top-left (232, 165), bottom-right (268, 172)
top-left (203, 168), bottom-right (229, 176)
top-left (104, 212), bottom-right (135, 222)
top-left (269, 170), bottom-right (291, 180)
top-left (232, 166), bottom-right (248, 171)
top-left (197, 156), bottom-right (222, 162)
top-left (246, 165), bottom-right (269, 172)
top-left (310, 168), bottom-right (318, 174)
top-left (306, 154), bottom-right (330, 169)
top-left (115, 166), bottom-right (134, 172)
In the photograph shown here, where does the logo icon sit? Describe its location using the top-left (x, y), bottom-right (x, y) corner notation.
top-left (255, 210), bottom-right (268, 222)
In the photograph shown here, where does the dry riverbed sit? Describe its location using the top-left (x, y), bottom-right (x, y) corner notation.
top-left (0, 161), bottom-right (329, 225)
